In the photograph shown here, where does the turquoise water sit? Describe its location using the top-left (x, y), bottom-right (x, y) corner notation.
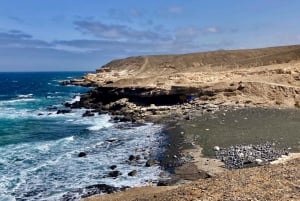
top-left (0, 72), bottom-right (164, 200)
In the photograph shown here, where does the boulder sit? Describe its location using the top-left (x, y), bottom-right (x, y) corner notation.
top-left (105, 138), bottom-right (118, 143)
top-left (82, 110), bottom-right (95, 117)
top-left (61, 184), bottom-right (128, 200)
top-left (57, 109), bottom-right (72, 114)
top-left (59, 80), bottom-right (71, 86)
top-left (128, 155), bottom-right (135, 161)
top-left (213, 146), bottom-right (220, 151)
top-left (109, 165), bottom-right (117, 170)
top-left (78, 152), bottom-right (87, 157)
top-left (108, 170), bottom-right (122, 178)
top-left (145, 159), bottom-right (156, 167)
top-left (128, 170), bottom-right (137, 176)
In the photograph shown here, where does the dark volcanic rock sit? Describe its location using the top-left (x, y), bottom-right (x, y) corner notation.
top-left (128, 170), bottom-right (137, 176)
top-left (146, 159), bottom-right (156, 167)
top-left (78, 152), bottom-right (87, 157)
top-left (57, 109), bottom-right (72, 114)
top-left (109, 165), bottom-right (117, 170)
top-left (61, 184), bottom-right (128, 200)
top-left (60, 80), bottom-right (71, 86)
top-left (105, 138), bottom-right (118, 143)
top-left (82, 110), bottom-right (95, 117)
top-left (128, 155), bottom-right (135, 161)
top-left (82, 184), bottom-right (121, 196)
top-left (64, 102), bottom-right (72, 107)
top-left (108, 170), bottom-right (122, 178)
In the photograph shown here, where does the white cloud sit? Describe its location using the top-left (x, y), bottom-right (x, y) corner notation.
top-left (74, 20), bottom-right (170, 41)
top-left (206, 27), bottom-right (219, 33)
top-left (167, 6), bottom-right (183, 14)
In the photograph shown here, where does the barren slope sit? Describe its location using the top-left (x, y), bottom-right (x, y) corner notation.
top-left (81, 45), bottom-right (300, 108)
top-left (83, 158), bottom-right (300, 201)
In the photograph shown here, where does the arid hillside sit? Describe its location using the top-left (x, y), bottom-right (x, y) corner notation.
top-left (72, 46), bottom-right (300, 201)
top-left (96, 44), bottom-right (300, 75)
top-left (77, 45), bottom-right (300, 108)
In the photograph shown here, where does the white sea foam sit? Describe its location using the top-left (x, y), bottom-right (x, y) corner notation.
top-left (17, 94), bottom-right (33, 98)
top-left (0, 122), bottom-right (165, 200)
top-left (67, 95), bottom-right (81, 104)
top-left (0, 98), bottom-right (36, 105)
top-left (85, 114), bottom-right (113, 131)
top-left (46, 95), bottom-right (63, 99)
top-left (64, 136), bottom-right (75, 141)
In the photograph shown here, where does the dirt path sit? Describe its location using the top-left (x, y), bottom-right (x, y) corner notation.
top-left (135, 56), bottom-right (149, 77)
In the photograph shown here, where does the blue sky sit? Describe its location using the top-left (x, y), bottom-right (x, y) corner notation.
top-left (0, 0), bottom-right (300, 71)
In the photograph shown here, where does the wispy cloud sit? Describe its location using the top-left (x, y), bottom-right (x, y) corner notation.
top-left (0, 30), bottom-right (32, 40)
top-left (167, 6), bottom-right (184, 14)
top-left (0, 30), bottom-right (51, 48)
top-left (176, 26), bottom-right (223, 38)
top-left (74, 20), bottom-right (170, 41)
top-left (0, 24), bottom-right (236, 71)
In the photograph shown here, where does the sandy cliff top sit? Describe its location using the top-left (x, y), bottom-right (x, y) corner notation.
top-left (80, 45), bottom-right (300, 108)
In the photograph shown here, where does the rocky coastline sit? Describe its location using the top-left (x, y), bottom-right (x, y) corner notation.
top-left (60, 78), bottom-right (296, 194)
top-left (60, 45), bottom-right (300, 200)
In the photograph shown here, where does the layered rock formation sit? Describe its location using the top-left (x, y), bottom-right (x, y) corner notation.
top-left (68, 45), bottom-right (300, 122)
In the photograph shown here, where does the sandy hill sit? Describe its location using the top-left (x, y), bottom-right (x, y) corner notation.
top-left (76, 44), bottom-right (300, 108)
top-left (97, 44), bottom-right (300, 75)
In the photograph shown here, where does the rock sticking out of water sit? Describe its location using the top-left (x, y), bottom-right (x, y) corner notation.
top-left (145, 159), bottom-right (156, 167)
top-left (215, 142), bottom-right (289, 169)
top-left (108, 170), bottom-right (122, 178)
top-left (109, 165), bottom-right (117, 170)
top-left (128, 170), bottom-right (137, 176)
top-left (78, 152), bottom-right (87, 157)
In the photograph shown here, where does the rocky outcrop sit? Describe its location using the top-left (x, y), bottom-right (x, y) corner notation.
top-left (63, 45), bottom-right (300, 123)
top-left (61, 184), bottom-right (128, 200)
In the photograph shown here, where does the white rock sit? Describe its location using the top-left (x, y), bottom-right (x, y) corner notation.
top-left (213, 146), bottom-right (220, 151)
top-left (255, 158), bottom-right (263, 165)
top-left (238, 153), bottom-right (244, 158)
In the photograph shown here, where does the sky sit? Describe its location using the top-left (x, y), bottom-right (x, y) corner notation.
top-left (0, 0), bottom-right (300, 72)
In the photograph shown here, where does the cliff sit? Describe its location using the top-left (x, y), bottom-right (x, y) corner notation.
top-left (72, 44), bottom-right (300, 113)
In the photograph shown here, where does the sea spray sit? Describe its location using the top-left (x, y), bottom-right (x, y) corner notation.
top-left (0, 72), bottom-right (166, 200)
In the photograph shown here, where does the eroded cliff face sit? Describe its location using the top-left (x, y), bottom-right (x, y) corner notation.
top-left (67, 45), bottom-right (300, 122)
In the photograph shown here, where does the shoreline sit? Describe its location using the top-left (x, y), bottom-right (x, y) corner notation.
top-left (69, 97), bottom-right (300, 200)
top-left (156, 106), bottom-right (300, 186)
top-left (82, 156), bottom-right (300, 201)
top-left (80, 113), bottom-right (300, 201)
top-left (63, 46), bottom-right (300, 200)
top-left (59, 83), bottom-right (300, 199)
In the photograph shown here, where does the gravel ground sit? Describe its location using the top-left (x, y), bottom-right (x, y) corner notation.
top-left (83, 157), bottom-right (300, 201)
top-left (215, 142), bottom-right (289, 169)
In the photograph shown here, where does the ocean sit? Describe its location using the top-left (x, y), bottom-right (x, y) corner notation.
top-left (0, 72), bottom-right (165, 200)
